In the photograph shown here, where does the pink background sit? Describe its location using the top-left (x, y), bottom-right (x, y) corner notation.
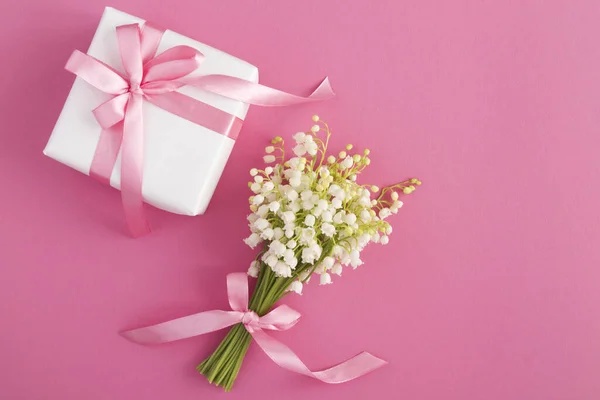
top-left (1, 1), bottom-right (599, 399)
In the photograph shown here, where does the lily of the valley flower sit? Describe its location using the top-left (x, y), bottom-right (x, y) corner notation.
top-left (242, 116), bottom-right (419, 286)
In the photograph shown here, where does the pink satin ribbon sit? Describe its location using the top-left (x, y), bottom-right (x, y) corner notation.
top-left (66, 23), bottom-right (334, 237)
top-left (122, 273), bottom-right (387, 384)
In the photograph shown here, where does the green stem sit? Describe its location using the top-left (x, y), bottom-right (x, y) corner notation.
top-left (197, 264), bottom-right (282, 391)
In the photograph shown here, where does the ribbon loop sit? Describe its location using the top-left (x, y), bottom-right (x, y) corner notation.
top-left (122, 273), bottom-right (386, 384)
top-left (258, 304), bottom-right (301, 331)
top-left (143, 46), bottom-right (204, 83)
top-left (139, 23), bottom-right (164, 64)
top-left (116, 24), bottom-right (144, 87)
top-left (227, 272), bottom-right (250, 311)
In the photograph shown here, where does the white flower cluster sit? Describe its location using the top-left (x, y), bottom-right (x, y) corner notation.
top-left (244, 116), bottom-right (420, 295)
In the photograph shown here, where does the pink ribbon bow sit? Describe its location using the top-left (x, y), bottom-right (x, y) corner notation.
top-left (66, 23), bottom-right (334, 237)
top-left (122, 273), bottom-right (387, 384)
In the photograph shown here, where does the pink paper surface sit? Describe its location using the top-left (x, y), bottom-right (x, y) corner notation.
top-left (1, 1), bottom-right (599, 399)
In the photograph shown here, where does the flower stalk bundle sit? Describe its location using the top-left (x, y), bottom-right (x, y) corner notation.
top-left (196, 116), bottom-right (420, 390)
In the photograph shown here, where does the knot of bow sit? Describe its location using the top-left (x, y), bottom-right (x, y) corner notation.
top-left (67, 24), bottom-right (205, 132)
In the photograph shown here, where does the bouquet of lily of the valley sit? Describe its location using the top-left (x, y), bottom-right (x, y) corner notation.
top-left (194, 116), bottom-right (420, 389)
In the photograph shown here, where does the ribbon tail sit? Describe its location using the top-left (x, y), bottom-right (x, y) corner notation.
top-left (89, 123), bottom-right (124, 185)
top-left (120, 94), bottom-right (151, 237)
top-left (251, 329), bottom-right (387, 384)
top-left (183, 75), bottom-right (335, 106)
top-left (122, 310), bottom-right (244, 344)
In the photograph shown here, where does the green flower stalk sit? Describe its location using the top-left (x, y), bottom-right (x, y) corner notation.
top-left (197, 116), bottom-right (420, 390)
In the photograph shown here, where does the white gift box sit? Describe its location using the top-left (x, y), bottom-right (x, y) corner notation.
top-left (44, 7), bottom-right (258, 216)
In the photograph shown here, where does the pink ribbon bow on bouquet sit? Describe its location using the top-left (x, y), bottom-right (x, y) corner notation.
top-left (66, 23), bottom-right (334, 237)
top-left (122, 273), bottom-right (387, 384)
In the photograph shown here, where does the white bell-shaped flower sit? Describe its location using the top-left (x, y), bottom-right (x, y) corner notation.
top-left (247, 213), bottom-right (259, 224)
top-left (304, 214), bottom-right (316, 227)
top-left (269, 240), bottom-right (286, 256)
top-left (360, 209), bottom-right (371, 223)
top-left (262, 181), bottom-right (275, 192)
top-left (252, 195), bottom-right (265, 206)
top-left (350, 249), bottom-right (363, 268)
top-left (292, 132), bottom-right (306, 143)
top-left (286, 256), bottom-right (298, 269)
top-left (281, 211), bottom-right (295, 224)
top-left (253, 218), bottom-right (270, 231)
top-left (379, 208), bottom-right (392, 219)
top-left (300, 228), bottom-right (315, 245)
top-left (248, 261), bottom-right (260, 277)
top-left (321, 222), bottom-right (336, 237)
top-left (243, 233), bottom-right (261, 248)
top-left (300, 247), bottom-right (314, 264)
top-left (321, 210), bottom-right (333, 222)
top-left (265, 254), bottom-right (278, 267)
top-left (289, 176), bottom-right (302, 188)
top-left (273, 261), bottom-right (292, 277)
top-left (286, 188), bottom-right (299, 201)
top-left (288, 280), bottom-right (303, 294)
top-left (293, 144), bottom-right (307, 157)
top-left (273, 227), bottom-right (284, 240)
top-left (269, 201), bottom-right (280, 212)
top-left (332, 263), bottom-right (343, 276)
top-left (343, 213), bottom-right (357, 225)
top-left (371, 231), bottom-right (380, 243)
top-left (289, 200), bottom-right (301, 213)
top-left (328, 184), bottom-right (340, 195)
top-left (319, 272), bottom-right (332, 285)
top-left (322, 256), bottom-right (335, 270)
top-left (283, 249), bottom-right (295, 261)
top-left (304, 139), bottom-right (318, 156)
top-left (250, 182), bottom-right (262, 193)
top-left (256, 205), bottom-right (269, 218)
top-left (333, 211), bottom-right (345, 224)
top-left (261, 228), bottom-right (275, 240)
